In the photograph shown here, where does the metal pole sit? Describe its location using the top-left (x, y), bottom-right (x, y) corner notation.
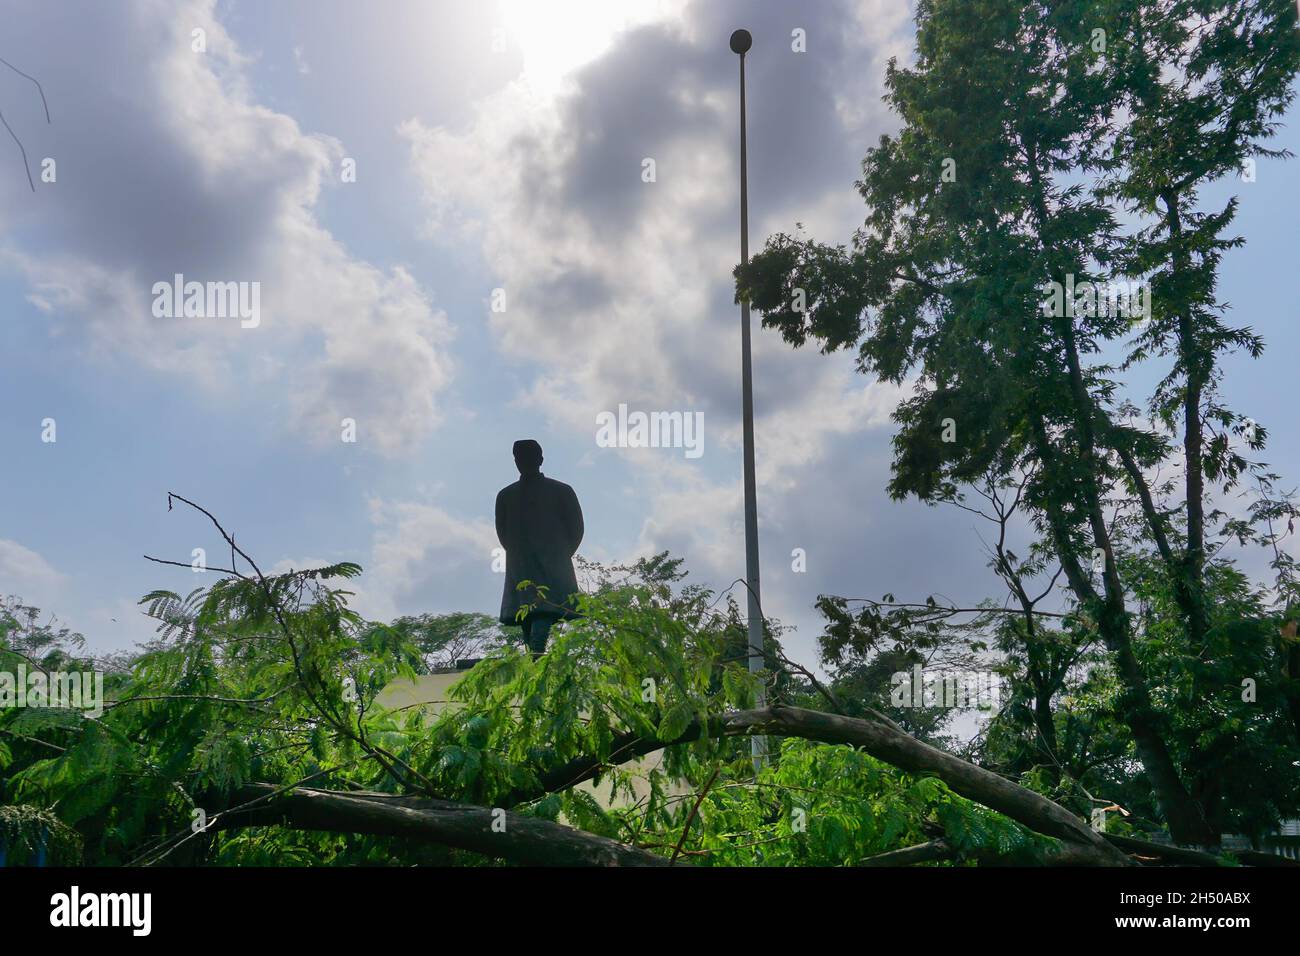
top-left (730, 28), bottom-right (767, 769)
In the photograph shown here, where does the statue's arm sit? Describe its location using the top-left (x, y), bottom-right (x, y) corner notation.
top-left (567, 486), bottom-right (584, 553)
top-left (495, 488), bottom-right (509, 548)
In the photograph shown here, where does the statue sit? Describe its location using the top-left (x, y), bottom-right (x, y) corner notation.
top-left (495, 440), bottom-right (584, 655)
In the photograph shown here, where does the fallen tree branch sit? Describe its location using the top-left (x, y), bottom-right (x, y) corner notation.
top-left (218, 705), bottom-right (1300, 866)
top-left (509, 703), bottom-right (1131, 865)
top-left (1103, 833), bottom-right (1228, 866)
top-left (733, 706), bottom-right (1129, 865)
top-left (669, 764), bottom-right (720, 864)
top-left (858, 839), bottom-right (954, 866)
top-left (1230, 848), bottom-right (1300, 868)
top-left (219, 783), bottom-right (673, 867)
top-left (855, 837), bottom-right (1110, 867)
top-left (1104, 832), bottom-right (1300, 868)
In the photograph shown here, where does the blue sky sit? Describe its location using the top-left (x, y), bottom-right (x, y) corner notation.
top-left (1, 0), bottom-right (1297, 671)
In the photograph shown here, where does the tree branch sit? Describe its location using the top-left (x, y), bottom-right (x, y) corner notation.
top-left (219, 783), bottom-right (673, 867)
top-left (858, 839), bottom-right (954, 866)
top-left (508, 703), bottom-right (1130, 865)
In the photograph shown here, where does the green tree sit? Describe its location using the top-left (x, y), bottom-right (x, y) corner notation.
top-left (362, 612), bottom-right (510, 672)
top-left (737, 0), bottom-right (1299, 845)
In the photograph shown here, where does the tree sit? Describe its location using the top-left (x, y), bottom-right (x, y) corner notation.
top-left (1100, 1), bottom-right (1300, 829)
top-left (736, 0), bottom-right (1299, 845)
top-left (362, 612), bottom-right (511, 672)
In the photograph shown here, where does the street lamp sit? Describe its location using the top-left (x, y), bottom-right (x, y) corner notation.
top-left (730, 28), bottom-right (768, 768)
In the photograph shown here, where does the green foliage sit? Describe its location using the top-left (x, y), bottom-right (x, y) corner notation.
top-left (0, 546), bottom-right (1069, 867)
top-left (360, 612), bottom-right (510, 673)
top-left (0, 804), bottom-right (83, 866)
top-left (419, 566), bottom-right (755, 810)
top-left (690, 738), bottom-right (1056, 866)
top-left (1, 558), bottom-right (430, 864)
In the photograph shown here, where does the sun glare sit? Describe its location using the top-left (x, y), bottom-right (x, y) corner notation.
top-left (497, 0), bottom-right (688, 94)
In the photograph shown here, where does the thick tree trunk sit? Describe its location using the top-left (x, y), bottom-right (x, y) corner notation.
top-left (1029, 419), bottom-right (1215, 847)
top-left (219, 784), bottom-right (673, 867)
top-left (1160, 188), bottom-right (1225, 840)
top-left (1027, 664), bottom-right (1061, 783)
top-left (1024, 142), bottom-right (1214, 845)
top-left (858, 840), bottom-right (955, 866)
top-left (1285, 627), bottom-right (1300, 747)
top-left (1161, 190), bottom-right (1211, 657)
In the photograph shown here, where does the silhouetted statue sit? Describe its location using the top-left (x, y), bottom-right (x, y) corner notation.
top-left (496, 440), bottom-right (584, 655)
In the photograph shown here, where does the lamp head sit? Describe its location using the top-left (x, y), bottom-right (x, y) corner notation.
top-left (729, 29), bottom-right (752, 55)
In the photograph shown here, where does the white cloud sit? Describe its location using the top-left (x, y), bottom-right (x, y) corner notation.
top-left (0, 539), bottom-right (66, 602)
top-left (0, 0), bottom-right (453, 454)
top-left (357, 497), bottom-right (501, 622)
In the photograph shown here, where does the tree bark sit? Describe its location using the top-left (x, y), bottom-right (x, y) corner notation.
top-left (1024, 138), bottom-right (1214, 847)
top-left (1029, 422), bottom-right (1215, 847)
top-left (1161, 190), bottom-right (1211, 660)
top-left (858, 839), bottom-right (954, 866)
top-left (1100, 833), bottom-right (1298, 868)
top-left (1285, 626), bottom-right (1300, 747)
top-left (219, 783), bottom-right (673, 867)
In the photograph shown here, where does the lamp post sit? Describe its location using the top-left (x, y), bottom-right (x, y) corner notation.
top-left (730, 28), bottom-right (767, 769)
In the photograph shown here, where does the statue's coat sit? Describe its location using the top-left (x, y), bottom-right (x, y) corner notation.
top-left (495, 472), bottom-right (584, 624)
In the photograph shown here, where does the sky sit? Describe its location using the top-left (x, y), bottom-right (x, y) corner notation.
top-left (1, 0), bottom-right (1297, 672)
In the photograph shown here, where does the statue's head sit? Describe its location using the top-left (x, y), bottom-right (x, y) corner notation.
top-left (512, 439), bottom-right (543, 475)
